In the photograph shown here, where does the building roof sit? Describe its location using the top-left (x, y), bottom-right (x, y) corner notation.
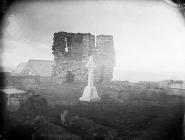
top-left (13, 60), bottom-right (55, 77)
top-left (27, 59), bottom-right (55, 76)
top-left (12, 62), bottom-right (27, 74)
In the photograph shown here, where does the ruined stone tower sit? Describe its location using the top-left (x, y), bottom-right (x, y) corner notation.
top-left (52, 31), bottom-right (115, 84)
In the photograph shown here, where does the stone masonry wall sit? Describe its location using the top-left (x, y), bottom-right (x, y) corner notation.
top-left (52, 31), bottom-right (115, 84)
top-left (94, 35), bottom-right (115, 82)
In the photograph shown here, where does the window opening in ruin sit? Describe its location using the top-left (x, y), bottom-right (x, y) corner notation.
top-left (64, 38), bottom-right (69, 52)
top-left (64, 37), bottom-right (72, 57)
top-left (95, 35), bottom-right (97, 48)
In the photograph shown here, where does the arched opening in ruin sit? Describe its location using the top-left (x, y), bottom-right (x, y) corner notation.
top-left (64, 38), bottom-right (69, 53)
top-left (65, 70), bottom-right (75, 83)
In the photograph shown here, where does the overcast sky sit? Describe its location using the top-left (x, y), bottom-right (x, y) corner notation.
top-left (2, 0), bottom-right (185, 81)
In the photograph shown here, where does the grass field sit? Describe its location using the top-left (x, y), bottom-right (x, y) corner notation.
top-left (5, 82), bottom-right (185, 140)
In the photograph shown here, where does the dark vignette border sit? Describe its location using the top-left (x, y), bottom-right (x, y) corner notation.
top-left (0, 1), bottom-right (17, 139)
top-left (0, 0), bottom-right (185, 139)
